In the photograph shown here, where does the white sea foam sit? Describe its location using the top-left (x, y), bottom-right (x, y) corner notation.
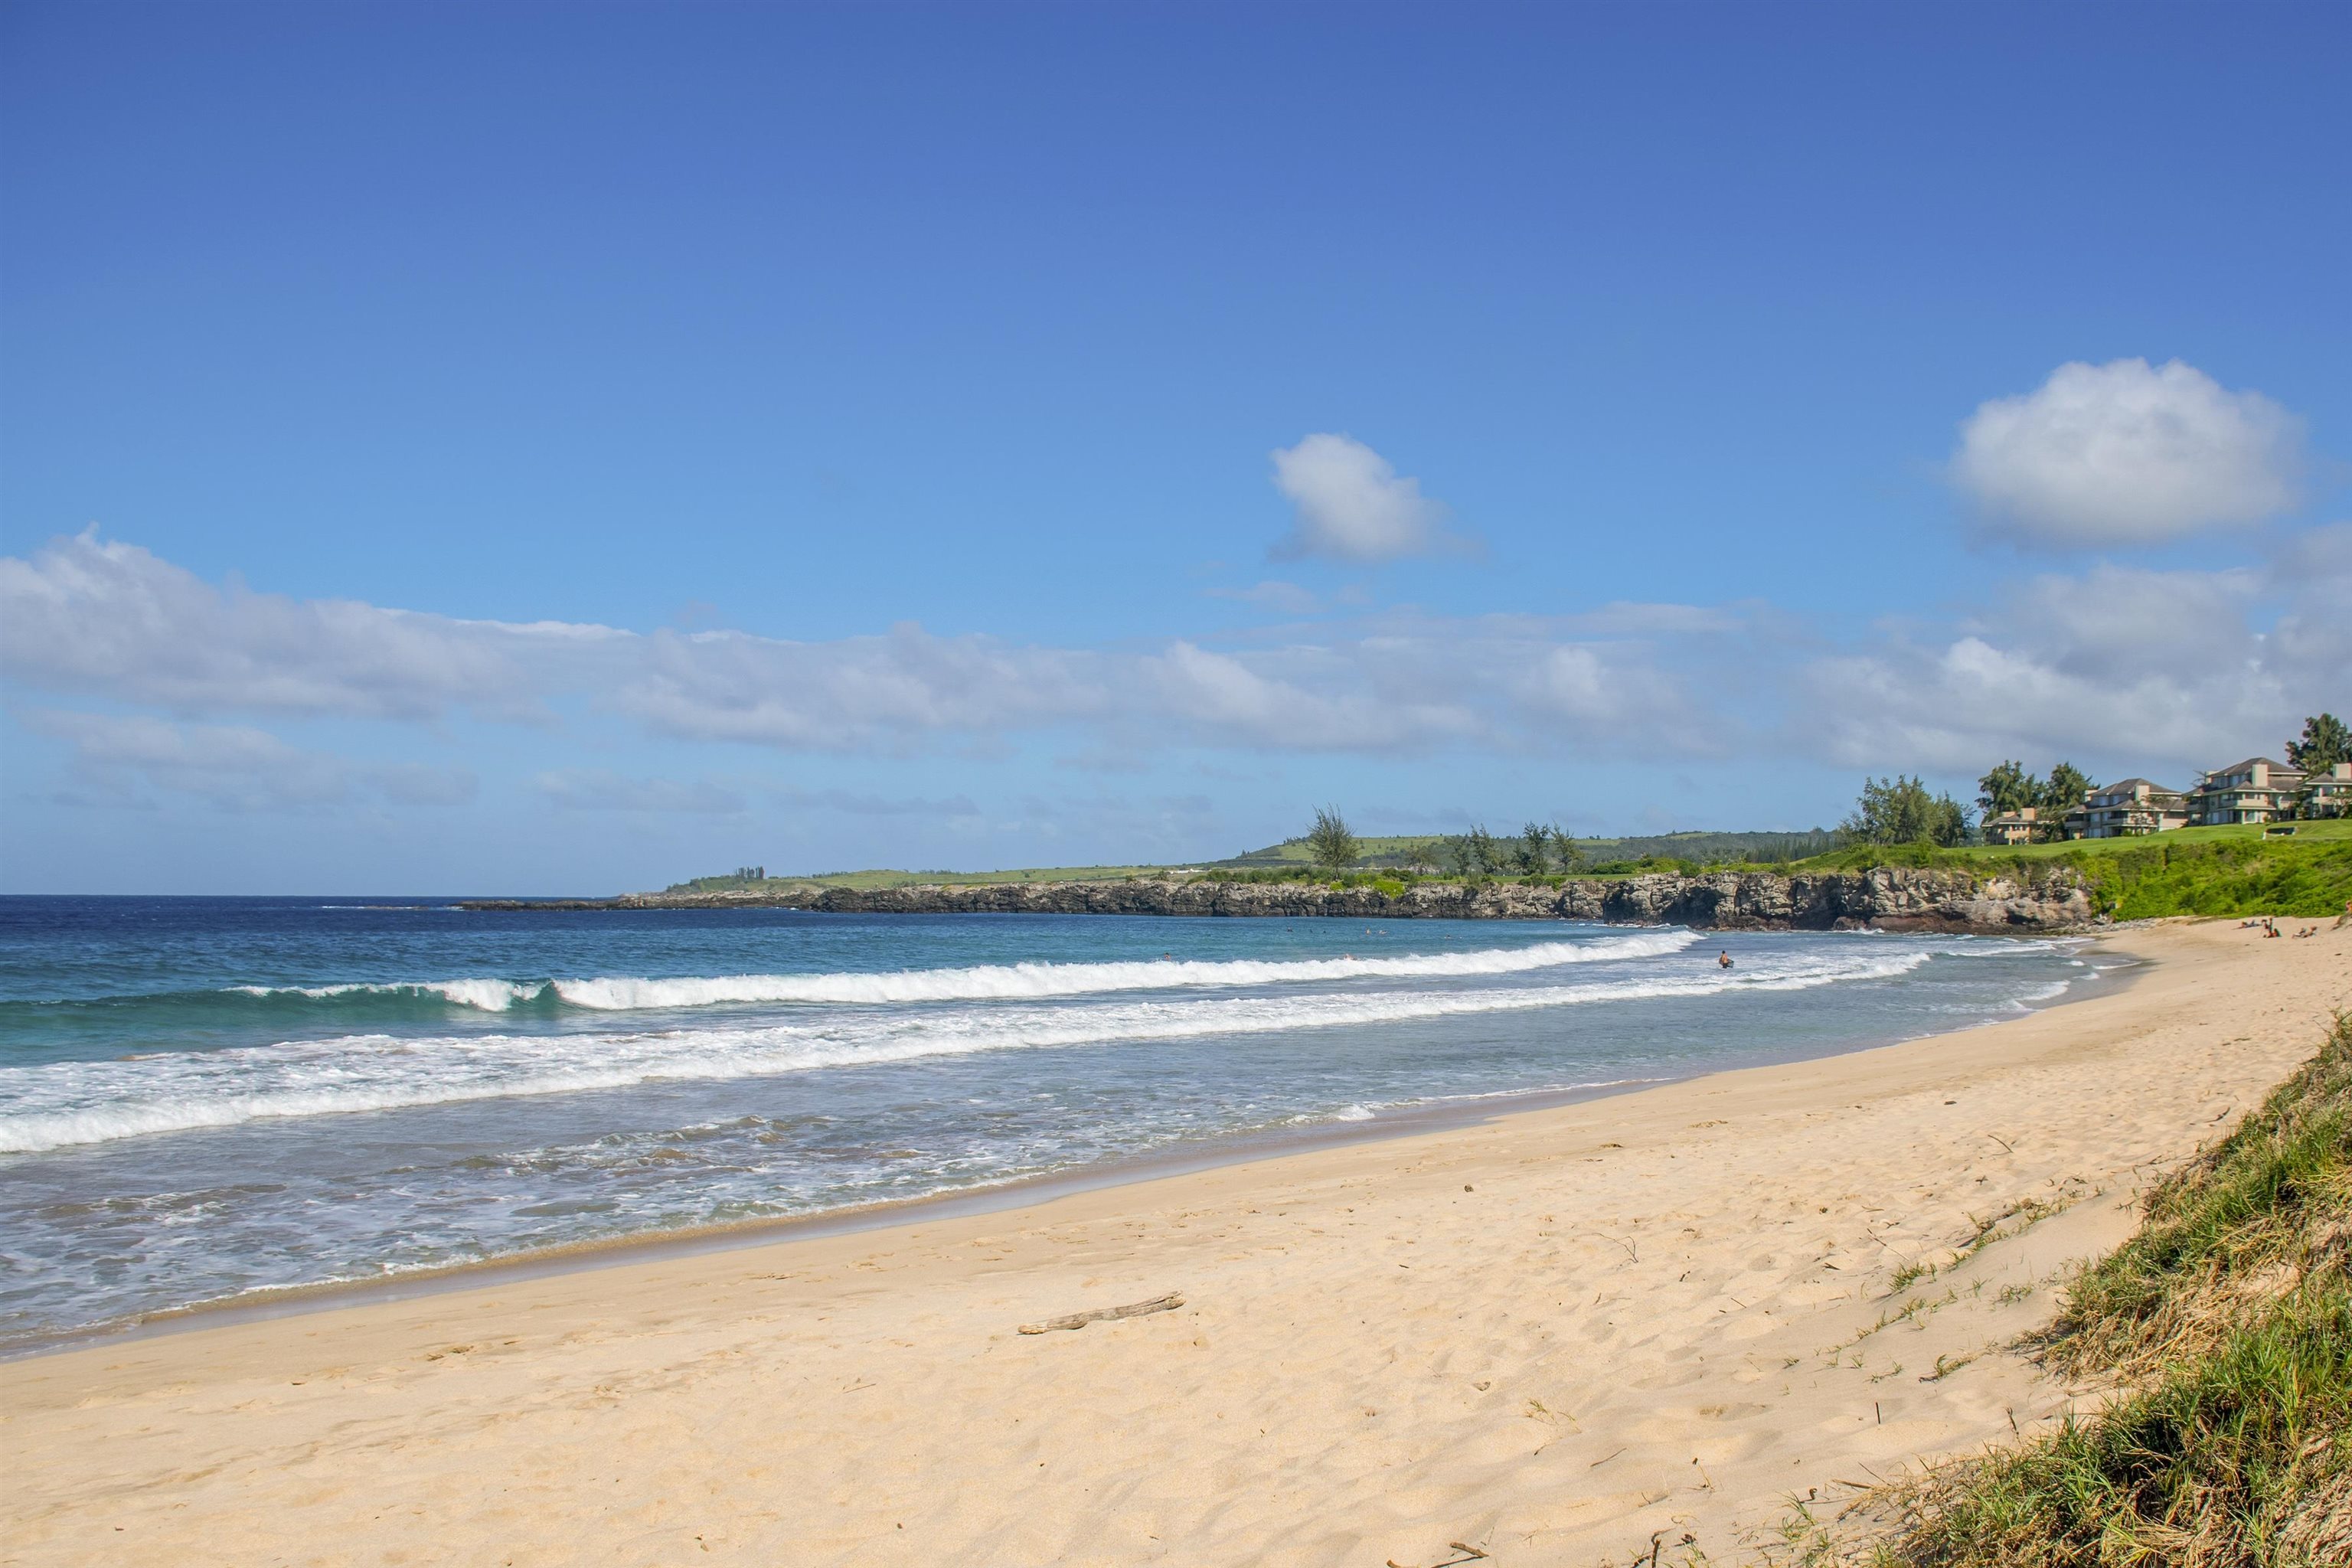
top-left (230, 978), bottom-right (547, 1011)
top-left (224, 929), bottom-right (1699, 1014)
top-left (0, 945), bottom-right (1929, 1154)
top-left (547, 929), bottom-right (1699, 1009)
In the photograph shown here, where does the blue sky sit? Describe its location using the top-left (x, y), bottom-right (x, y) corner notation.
top-left (3, 2), bottom-right (2347, 893)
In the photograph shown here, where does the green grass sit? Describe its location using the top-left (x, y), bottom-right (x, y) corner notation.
top-left (663, 818), bottom-right (2352, 916)
top-left (1861, 1015), bottom-right (2352, 1567)
top-left (1821, 818), bottom-right (2352, 864)
top-left (1793, 825), bottom-right (2352, 920)
top-left (1210, 828), bottom-right (1843, 871)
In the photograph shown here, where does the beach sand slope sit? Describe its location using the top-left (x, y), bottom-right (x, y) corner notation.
top-left (5, 920), bottom-right (2347, 1566)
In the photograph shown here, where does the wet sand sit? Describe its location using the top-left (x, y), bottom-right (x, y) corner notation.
top-left (5, 919), bottom-right (2346, 1566)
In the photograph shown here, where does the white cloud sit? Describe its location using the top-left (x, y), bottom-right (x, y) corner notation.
top-left (614, 622), bottom-right (1112, 752)
top-left (1516, 645), bottom-right (1692, 730)
top-left (1797, 547), bottom-right (2348, 778)
top-left (36, 528), bottom-right (2342, 796)
top-left (4, 531), bottom-right (1723, 761)
top-left (1950, 358), bottom-right (2304, 546)
top-left (26, 710), bottom-right (476, 812)
top-left (0, 529), bottom-right (621, 720)
top-left (1268, 434), bottom-right (1459, 562)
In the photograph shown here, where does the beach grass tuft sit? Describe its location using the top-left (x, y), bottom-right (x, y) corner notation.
top-left (1854, 1012), bottom-right (2352, 1566)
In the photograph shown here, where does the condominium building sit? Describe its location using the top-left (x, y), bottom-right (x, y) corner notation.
top-left (2186, 758), bottom-right (2305, 826)
top-left (2082, 778), bottom-right (2190, 838)
top-left (1981, 806), bottom-right (2040, 845)
top-left (2300, 760), bottom-right (2352, 818)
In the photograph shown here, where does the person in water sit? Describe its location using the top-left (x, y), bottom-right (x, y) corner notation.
top-left (1718, 951), bottom-right (1733, 969)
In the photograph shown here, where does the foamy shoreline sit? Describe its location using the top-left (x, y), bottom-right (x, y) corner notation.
top-left (8, 920), bottom-right (2345, 1566)
top-left (5, 933), bottom-right (2088, 1359)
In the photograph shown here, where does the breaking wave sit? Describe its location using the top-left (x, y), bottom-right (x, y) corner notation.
top-left (17, 929), bottom-right (1701, 1022)
top-left (0, 945), bottom-right (1926, 1154)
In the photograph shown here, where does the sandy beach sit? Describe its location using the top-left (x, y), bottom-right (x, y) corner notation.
top-left (3, 918), bottom-right (2346, 1567)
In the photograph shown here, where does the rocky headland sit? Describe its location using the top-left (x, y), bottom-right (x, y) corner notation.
top-left (460, 865), bottom-right (2098, 932)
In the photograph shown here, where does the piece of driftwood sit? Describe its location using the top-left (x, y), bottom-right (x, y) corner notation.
top-left (1018, 1292), bottom-right (1184, 1334)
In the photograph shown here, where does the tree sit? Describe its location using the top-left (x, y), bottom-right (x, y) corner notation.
top-left (2040, 762), bottom-right (2093, 812)
top-left (1841, 775), bottom-right (1971, 848)
top-left (2286, 712), bottom-right (2350, 772)
top-left (1550, 824), bottom-right (1586, 873)
top-left (1977, 760), bottom-right (2036, 820)
top-left (1461, 823), bottom-right (1501, 876)
top-left (1305, 805), bottom-right (1360, 871)
top-left (1515, 822), bottom-right (1552, 875)
top-left (2035, 762), bottom-right (2093, 841)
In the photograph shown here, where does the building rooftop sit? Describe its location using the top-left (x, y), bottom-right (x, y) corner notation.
top-left (2092, 778), bottom-right (2179, 796)
top-left (2201, 757), bottom-right (2301, 782)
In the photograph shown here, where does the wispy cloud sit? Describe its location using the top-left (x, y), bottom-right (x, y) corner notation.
top-left (534, 770), bottom-right (748, 815)
top-left (1207, 580), bottom-right (1323, 615)
top-left (769, 786), bottom-right (981, 818)
top-left (1, 531), bottom-right (1718, 760)
top-left (8, 524), bottom-right (2344, 802)
top-left (26, 710), bottom-right (476, 813)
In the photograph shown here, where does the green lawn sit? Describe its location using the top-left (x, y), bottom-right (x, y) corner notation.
top-left (1792, 822), bottom-right (2352, 920)
top-left (1926, 818), bottom-right (2352, 860)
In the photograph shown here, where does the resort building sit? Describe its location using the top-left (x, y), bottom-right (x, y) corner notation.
top-left (2082, 779), bottom-right (2190, 838)
top-left (1977, 756), bottom-right (2343, 845)
top-left (2299, 760), bottom-right (2352, 819)
top-left (2186, 758), bottom-right (2306, 826)
top-left (1981, 806), bottom-right (2040, 845)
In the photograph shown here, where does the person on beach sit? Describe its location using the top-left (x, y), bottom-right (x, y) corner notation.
top-left (1718, 951), bottom-right (1733, 969)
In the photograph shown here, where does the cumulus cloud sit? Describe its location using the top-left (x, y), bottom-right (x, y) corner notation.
top-left (1950, 358), bottom-right (2304, 547)
top-left (1268, 434), bottom-right (1462, 562)
top-left (1798, 548), bottom-right (2347, 777)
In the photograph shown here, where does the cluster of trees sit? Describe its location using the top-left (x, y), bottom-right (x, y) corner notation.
top-left (1441, 822), bottom-right (1585, 877)
top-left (1839, 775), bottom-right (1972, 848)
top-left (1315, 714), bottom-right (2351, 878)
top-left (2285, 712), bottom-right (2348, 773)
top-left (1975, 759), bottom-right (2095, 841)
top-left (1302, 810), bottom-right (1584, 876)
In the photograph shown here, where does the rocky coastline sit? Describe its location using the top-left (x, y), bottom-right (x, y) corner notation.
top-left (460, 866), bottom-right (2097, 933)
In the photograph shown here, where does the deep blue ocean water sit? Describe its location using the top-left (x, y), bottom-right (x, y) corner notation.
top-left (0, 896), bottom-right (2106, 1348)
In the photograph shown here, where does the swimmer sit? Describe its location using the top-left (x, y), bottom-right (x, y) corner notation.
top-left (1717, 950), bottom-right (1733, 969)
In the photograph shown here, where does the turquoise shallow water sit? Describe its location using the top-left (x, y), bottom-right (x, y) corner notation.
top-left (0, 896), bottom-right (2101, 1348)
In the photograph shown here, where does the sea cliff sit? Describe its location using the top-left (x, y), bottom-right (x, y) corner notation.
top-left (461, 866), bottom-right (2097, 932)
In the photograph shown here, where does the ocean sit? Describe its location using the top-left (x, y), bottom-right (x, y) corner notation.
top-left (0, 896), bottom-right (2105, 1351)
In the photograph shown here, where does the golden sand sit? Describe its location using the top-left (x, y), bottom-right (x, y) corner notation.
top-left (5, 919), bottom-right (2346, 1566)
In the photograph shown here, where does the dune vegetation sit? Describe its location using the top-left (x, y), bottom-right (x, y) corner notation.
top-left (1840, 1014), bottom-right (2352, 1566)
